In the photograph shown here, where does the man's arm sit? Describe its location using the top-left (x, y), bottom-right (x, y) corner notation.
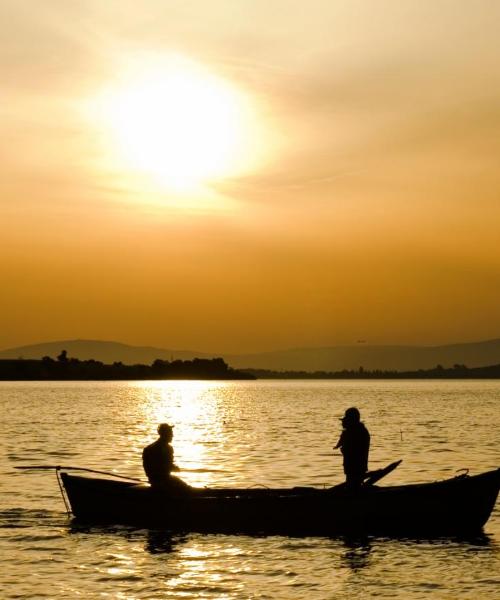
top-left (167, 444), bottom-right (180, 472)
top-left (333, 431), bottom-right (344, 450)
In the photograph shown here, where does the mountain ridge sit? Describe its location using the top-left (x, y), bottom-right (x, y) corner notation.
top-left (2, 338), bottom-right (500, 372)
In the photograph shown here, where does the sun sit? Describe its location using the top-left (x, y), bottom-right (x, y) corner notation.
top-left (90, 55), bottom-right (261, 192)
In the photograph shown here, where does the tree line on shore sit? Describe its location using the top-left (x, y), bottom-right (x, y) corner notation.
top-left (246, 363), bottom-right (500, 379)
top-left (1, 350), bottom-right (499, 380)
top-left (0, 350), bottom-right (254, 380)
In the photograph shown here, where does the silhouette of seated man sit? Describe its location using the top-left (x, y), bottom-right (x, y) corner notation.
top-left (334, 407), bottom-right (370, 489)
top-left (142, 423), bottom-right (191, 494)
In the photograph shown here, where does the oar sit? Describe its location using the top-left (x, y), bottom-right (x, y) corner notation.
top-left (14, 465), bottom-right (145, 482)
top-left (363, 459), bottom-right (402, 486)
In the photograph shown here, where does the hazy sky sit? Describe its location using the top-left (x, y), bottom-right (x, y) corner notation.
top-left (2, 0), bottom-right (499, 353)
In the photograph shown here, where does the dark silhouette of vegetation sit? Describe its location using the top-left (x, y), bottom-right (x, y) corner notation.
top-left (0, 351), bottom-right (254, 381)
top-left (57, 349), bottom-right (68, 363)
top-left (245, 363), bottom-right (500, 379)
top-left (2, 352), bottom-right (500, 381)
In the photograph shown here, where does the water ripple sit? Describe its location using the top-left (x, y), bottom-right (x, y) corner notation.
top-left (1, 380), bottom-right (499, 599)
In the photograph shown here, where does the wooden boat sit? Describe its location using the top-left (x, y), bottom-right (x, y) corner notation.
top-left (59, 468), bottom-right (500, 536)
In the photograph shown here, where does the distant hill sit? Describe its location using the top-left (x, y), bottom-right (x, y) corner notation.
top-left (0, 340), bottom-right (213, 365)
top-left (1, 338), bottom-right (500, 372)
top-left (225, 339), bottom-right (500, 371)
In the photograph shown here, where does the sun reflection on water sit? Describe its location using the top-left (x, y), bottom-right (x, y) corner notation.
top-left (128, 380), bottom-right (232, 487)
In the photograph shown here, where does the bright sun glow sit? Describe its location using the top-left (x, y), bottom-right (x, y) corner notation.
top-left (90, 55), bottom-right (262, 192)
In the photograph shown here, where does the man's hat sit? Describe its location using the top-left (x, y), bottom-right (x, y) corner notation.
top-left (339, 407), bottom-right (360, 423)
top-left (158, 423), bottom-right (174, 434)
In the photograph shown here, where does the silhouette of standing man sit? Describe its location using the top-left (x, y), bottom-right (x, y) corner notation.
top-left (334, 407), bottom-right (370, 489)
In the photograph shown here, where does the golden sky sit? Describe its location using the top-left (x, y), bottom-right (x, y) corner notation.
top-left (1, 0), bottom-right (499, 353)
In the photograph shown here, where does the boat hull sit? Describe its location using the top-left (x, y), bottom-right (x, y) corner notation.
top-left (60, 469), bottom-right (500, 536)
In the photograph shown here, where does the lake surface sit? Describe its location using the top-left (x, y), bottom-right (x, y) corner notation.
top-left (1, 380), bottom-right (499, 598)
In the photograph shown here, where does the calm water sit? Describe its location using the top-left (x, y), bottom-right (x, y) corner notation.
top-left (1, 380), bottom-right (499, 599)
